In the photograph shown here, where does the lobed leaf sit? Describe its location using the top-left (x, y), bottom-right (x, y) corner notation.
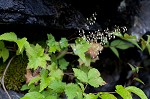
top-left (48, 81), bottom-right (66, 93)
top-left (15, 38), bottom-right (27, 53)
top-left (59, 38), bottom-right (68, 49)
top-left (0, 32), bottom-right (17, 41)
top-left (28, 76), bottom-right (41, 86)
top-left (73, 68), bottom-right (88, 83)
top-left (50, 69), bottom-right (64, 80)
top-left (88, 68), bottom-right (100, 79)
top-left (88, 77), bottom-right (106, 87)
top-left (88, 68), bottom-right (106, 87)
top-left (20, 92), bottom-right (44, 99)
top-left (71, 38), bottom-right (90, 63)
top-left (48, 42), bottom-right (61, 53)
top-left (58, 58), bottom-right (69, 70)
top-left (27, 53), bottom-right (50, 70)
top-left (65, 83), bottom-right (81, 99)
top-left (40, 69), bottom-right (52, 92)
top-left (47, 34), bottom-right (61, 53)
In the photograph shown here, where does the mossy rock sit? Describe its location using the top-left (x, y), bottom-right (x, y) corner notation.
top-left (0, 55), bottom-right (28, 91)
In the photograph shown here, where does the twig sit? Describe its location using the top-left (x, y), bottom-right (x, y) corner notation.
top-left (1, 56), bottom-right (15, 99)
top-left (56, 49), bottom-right (68, 60)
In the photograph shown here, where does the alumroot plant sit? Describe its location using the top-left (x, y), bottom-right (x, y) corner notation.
top-left (78, 12), bottom-right (128, 58)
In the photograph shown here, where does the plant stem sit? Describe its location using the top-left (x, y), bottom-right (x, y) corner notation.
top-left (1, 56), bottom-right (15, 99)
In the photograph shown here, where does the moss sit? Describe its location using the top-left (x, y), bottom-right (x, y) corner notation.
top-left (0, 55), bottom-right (28, 91)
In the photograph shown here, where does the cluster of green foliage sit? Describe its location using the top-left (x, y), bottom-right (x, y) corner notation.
top-left (0, 32), bottom-right (148, 99)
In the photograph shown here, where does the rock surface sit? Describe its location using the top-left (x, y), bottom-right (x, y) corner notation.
top-left (118, 0), bottom-right (150, 40)
top-left (0, 0), bottom-right (102, 42)
top-left (0, 0), bottom-right (92, 30)
top-left (130, 0), bottom-right (150, 40)
top-left (0, 88), bottom-right (23, 99)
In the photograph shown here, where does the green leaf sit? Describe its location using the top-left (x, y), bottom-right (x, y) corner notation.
top-left (24, 41), bottom-right (34, 56)
top-left (48, 42), bottom-right (61, 53)
top-left (0, 41), bottom-right (5, 48)
top-left (113, 32), bottom-right (123, 37)
top-left (48, 81), bottom-right (66, 93)
top-left (128, 63), bottom-right (136, 73)
top-left (58, 58), bottom-right (69, 70)
top-left (46, 34), bottom-right (55, 48)
top-left (40, 69), bottom-right (52, 92)
top-left (76, 91), bottom-right (83, 99)
top-left (0, 32), bottom-right (17, 41)
top-left (78, 83), bottom-right (85, 92)
top-left (47, 34), bottom-right (61, 53)
top-left (110, 47), bottom-right (119, 58)
top-left (84, 93), bottom-right (99, 99)
top-left (15, 38), bottom-right (27, 53)
top-left (115, 85), bottom-right (132, 99)
top-left (28, 76), bottom-right (41, 86)
top-left (20, 92), bottom-right (44, 99)
top-left (0, 47), bottom-right (9, 62)
top-left (65, 83), bottom-right (81, 99)
top-left (73, 68), bottom-right (88, 83)
top-left (48, 62), bottom-right (57, 71)
top-left (141, 38), bottom-right (147, 50)
top-left (34, 44), bottom-right (45, 56)
top-left (123, 33), bottom-right (142, 50)
top-left (100, 92), bottom-right (117, 99)
top-left (88, 77), bottom-right (106, 88)
top-left (20, 84), bottom-right (30, 91)
top-left (28, 84), bottom-right (40, 92)
top-left (47, 34), bottom-right (55, 43)
top-left (145, 35), bottom-right (150, 54)
top-left (50, 69), bottom-right (64, 80)
top-left (78, 55), bottom-right (92, 66)
top-left (48, 47), bottom-right (56, 53)
top-left (45, 95), bottom-right (58, 99)
top-left (88, 68), bottom-right (100, 79)
top-left (59, 38), bottom-right (68, 49)
top-left (26, 44), bottom-right (50, 69)
top-left (128, 63), bottom-right (142, 73)
top-left (71, 38), bottom-right (90, 63)
top-left (0, 41), bottom-right (8, 62)
top-left (88, 68), bottom-right (106, 87)
top-left (27, 53), bottom-right (50, 69)
top-left (146, 35), bottom-right (150, 52)
top-left (110, 39), bottom-right (133, 49)
top-left (75, 37), bottom-right (87, 44)
top-left (133, 77), bottom-right (145, 85)
top-left (41, 88), bottom-right (53, 97)
top-left (79, 65), bottom-right (91, 74)
top-left (126, 86), bottom-right (148, 99)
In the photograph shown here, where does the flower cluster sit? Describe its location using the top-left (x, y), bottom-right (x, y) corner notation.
top-left (78, 13), bottom-right (127, 58)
